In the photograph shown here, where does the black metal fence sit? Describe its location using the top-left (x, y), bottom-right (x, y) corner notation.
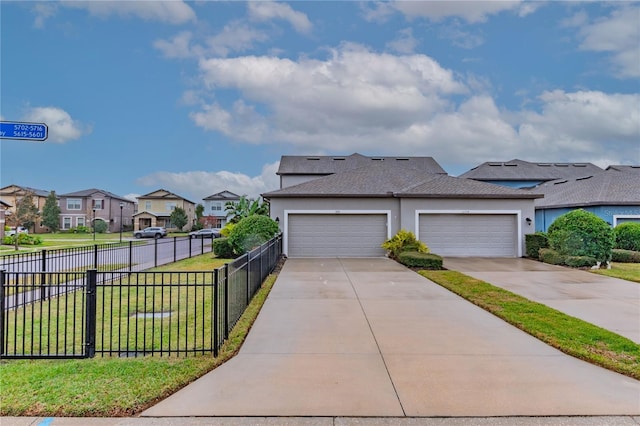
top-left (0, 237), bottom-right (214, 274)
top-left (0, 235), bottom-right (283, 359)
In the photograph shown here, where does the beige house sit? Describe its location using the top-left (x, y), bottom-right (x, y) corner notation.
top-left (134, 189), bottom-right (196, 231)
top-left (0, 184), bottom-right (52, 233)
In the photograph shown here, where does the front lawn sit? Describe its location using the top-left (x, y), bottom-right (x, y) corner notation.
top-left (0, 253), bottom-right (277, 417)
top-left (590, 262), bottom-right (640, 283)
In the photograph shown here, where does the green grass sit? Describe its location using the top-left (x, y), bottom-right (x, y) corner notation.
top-left (590, 262), bottom-right (640, 283)
top-left (420, 270), bottom-right (640, 381)
top-left (0, 254), bottom-right (278, 417)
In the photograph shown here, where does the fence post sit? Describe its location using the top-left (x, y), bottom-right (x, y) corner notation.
top-left (93, 245), bottom-right (98, 269)
top-left (173, 237), bottom-right (177, 263)
top-left (188, 237), bottom-right (192, 258)
top-left (154, 238), bottom-right (158, 267)
top-left (213, 268), bottom-right (219, 358)
top-left (0, 270), bottom-right (5, 357)
top-left (224, 265), bottom-right (229, 339)
top-left (129, 241), bottom-right (133, 272)
top-left (41, 249), bottom-right (47, 272)
top-left (246, 253), bottom-right (251, 306)
top-left (84, 269), bottom-right (98, 358)
top-left (40, 249), bottom-right (48, 300)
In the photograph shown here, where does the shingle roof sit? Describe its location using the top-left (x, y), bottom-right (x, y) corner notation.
top-left (277, 152), bottom-right (447, 176)
top-left (264, 162), bottom-right (542, 199)
top-left (459, 159), bottom-right (603, 181)
top-left (534, 170), bottom-right (640, 208)
top-left (138, 189), bottom-right (196, 205)
top-left (0, 185), bottom-right (51, 198)
top-left (59, 188), bottom-right (130, 202)
top-left (203, 191), bottom-right (240, 200)
top-left (606, 165), bottom-right (640, 174)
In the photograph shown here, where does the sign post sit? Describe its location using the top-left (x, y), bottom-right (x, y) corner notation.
top-left (0, 121), bottom-right (48, 141)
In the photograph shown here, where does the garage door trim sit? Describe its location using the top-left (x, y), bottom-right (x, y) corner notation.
top-left (415, 209), bottom-right (523, 257)
top-left (283, 210), bottom-right (392, 257)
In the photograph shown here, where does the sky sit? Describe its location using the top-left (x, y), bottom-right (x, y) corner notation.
top-left (1, 1), bottom-right (639, 204)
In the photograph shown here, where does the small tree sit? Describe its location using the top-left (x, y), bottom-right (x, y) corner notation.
top-left (42, 191), bottom-right (61, 232)
top-left (228, 215), bottom-right (279, 255)
top-left (547, 209), bottom-right (614, 264)
top-left (170, 207), bottom-right (188, 231)
top-left (13, 191), bottom-right (40, 232)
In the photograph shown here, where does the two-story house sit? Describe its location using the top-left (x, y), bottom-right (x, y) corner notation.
top-left (201, 190), bottom-right (240, 228)
top-left (0, 184), bottom-right (52, 233)
top-left (134, 189), bottom-right (196, 231)
top-left (58, 189), bottom-right (135, 233)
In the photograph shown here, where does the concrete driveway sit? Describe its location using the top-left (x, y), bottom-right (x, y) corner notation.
top-left (443, 257), bottom-right (640, 344)
top-left (143, 258), bottom-right (640, 418)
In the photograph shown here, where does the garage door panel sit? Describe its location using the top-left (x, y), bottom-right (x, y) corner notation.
top-left (419, 214), bottom-right (517, 257)
top-left (289, 214), bottom-right (387, 258)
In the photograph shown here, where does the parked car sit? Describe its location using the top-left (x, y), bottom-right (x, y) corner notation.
top-left (189, 228), bottom-right (221, 239)
top-left (6, 226), bottom-right (28, 236)
top-left (134, 227), bottom-right (167, 239)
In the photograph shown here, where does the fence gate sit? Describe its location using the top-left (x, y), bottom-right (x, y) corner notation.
top-left (0, 270), bottom-right (97, 359)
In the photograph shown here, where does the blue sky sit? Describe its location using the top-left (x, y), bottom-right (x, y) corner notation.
top-left (1, 1), bottom-right (638, 203)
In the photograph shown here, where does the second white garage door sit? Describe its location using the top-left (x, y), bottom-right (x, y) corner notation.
top-left (419, 213), bottom-right (518, 257)
top-left (288, 214), bottom-right (388, 258)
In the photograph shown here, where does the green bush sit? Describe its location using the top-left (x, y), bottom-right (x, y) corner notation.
top-left (539, 248), bottom-right (565, 265)
top-left (611, 249), bottom-right (640, 263)
top-left (381, 229), bottom-right (428, 259)
top-left (213, 237), bottom-right (235, 258)
top-left (547, 209), bottom-right (614, 263)
top-left (397, 251), bottom-right (443, 269)
top-left (3, 234), bottom-right (42, 246)
top-left (74, 226), bottom-right (90, 234)
top-left (564, 255), bottom-right (598, 268)
top-left (228, 215), bottom-right (279, 255)
top-left (94, 220), bottom-right (108, 234)
top-left (614, 222), bottom-right (640, 251)
top-left (525, 232), bottom-right (548, 258)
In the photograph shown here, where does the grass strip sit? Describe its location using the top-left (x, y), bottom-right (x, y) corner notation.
top-left (0, 257), bottom-right (279, 417)
top-left (419, 270), bottom-right (640, 381)
top-left (590, 262), bottom-right (640, 283)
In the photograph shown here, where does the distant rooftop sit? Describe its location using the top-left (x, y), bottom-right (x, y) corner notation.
top-left (606, 165), bottom-right (640, 174)
top-left (459, 159), bottom-right (603, 181)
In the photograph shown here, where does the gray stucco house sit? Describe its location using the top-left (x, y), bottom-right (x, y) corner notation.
top-left (264, 154), bottom-right (542, 258)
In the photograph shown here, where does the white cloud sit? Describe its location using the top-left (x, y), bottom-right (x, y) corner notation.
top-left (61, 0), bottom-right (196, 25)
top-left (387, 28), bottom-right (419, 54)
top-left (391, 1), bottom-right (525, 23)
top-left (575, 5), bottom-right (640, 78)
top-left (136, 162), bottom-right (280, 201)
top-left (205, 22), bottom-right (270, 57)
top-left (22, 106), bottom-right (90, 143)
top-left (439, 22), bottom-right (484, 49)
top-left (153, 31), bottom-right (198, 59)
top-left (32, 3), bottom-right (58, 28)
top-left (248, 1), bottom-right (312, 34)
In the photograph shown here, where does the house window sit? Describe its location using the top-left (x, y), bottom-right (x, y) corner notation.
top-left (93, 199), bottom-right (104, 210)
top-left (166, 202), bottom-right (177, 211)
top-left (212, 202), bottom-right (223, 211)
top-left (67, 199), bottom-right (81, 210)
top-left (63, 217), bottom-right (72, 229)
top-left (77, 217), bottom-right (85, 227)
top-left (145, 201), bottom-right (151, 211)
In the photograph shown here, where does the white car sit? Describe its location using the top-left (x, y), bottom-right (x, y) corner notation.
top-left (6, 226), bottom-right (28, 236)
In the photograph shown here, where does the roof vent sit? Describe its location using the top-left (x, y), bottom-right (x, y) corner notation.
top-left (395, 158), bottom-right (409, 161)
top-left (573, 164), bottom-right (587, 167)
top-left (553, 180), bottom-right (568, 185)
top-left (576, 176), bottom-right (593, 181)
top-left (554, 163), bottom-right (569, 167)
top-left (333, 157), bottom-right (345, 161)
top-left (307, 157), bottom-right (320, 161)
top-left (371, 158), bottom-right (384, 161)
top-left (504, 163), bottom-right (517, 167)
top-left (488, 162), bottom-right (502, 166)
top-left (537, 163), bottom-right (551, 167)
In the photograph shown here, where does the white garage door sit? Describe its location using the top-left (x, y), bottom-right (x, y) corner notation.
top-left (288, 214), bottom-right (388, 258)
top-left (419, 214), bottom-right (517, 257)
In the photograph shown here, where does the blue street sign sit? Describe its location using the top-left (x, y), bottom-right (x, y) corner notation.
top-left (0, 121), bottom-right (48, 141)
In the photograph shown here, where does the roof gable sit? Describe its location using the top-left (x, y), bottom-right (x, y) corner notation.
top-left (0, 184), bottom-right (51, 198)
top-left (59, 188), bottom-right (130, 202)
top-left (203, 190), bottom-right (241, 201)
top-left (138, 189), bottom-right (196, 205)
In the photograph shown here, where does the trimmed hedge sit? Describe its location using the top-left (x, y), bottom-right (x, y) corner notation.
top-left (228, 215), bottom-right (279, 255)
top-left (381, 229), bottom-right (428, 259)
top-left (212, 237), bottom-right (235, 258)
top-left (611, 249), bottom-right (640, 263)
top-left (525, 232), bottom-right (548, 258)
top-left (547, 209), bottom-right (614, 263)
top-left (397, 251), bottom-right (443, 269)
top-left (564, 255), bottom-right (598, 268)
top-left (614, 222), bottom-right (640, 251)
top-left (539, 248), bottom-right (565, 265)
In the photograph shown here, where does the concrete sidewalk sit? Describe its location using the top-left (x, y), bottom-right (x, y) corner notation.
top-left (443, 257), bottom-right (640, 343)
top-left (142, 258), bottom-right (640, 418)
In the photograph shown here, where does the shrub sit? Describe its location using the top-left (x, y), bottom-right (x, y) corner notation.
top-left (381, 229), bottom-right (428, 259)
top-left (228, 215), bottom-right (279, 255)
top-left (3, 234), bottom-right (42, 246)
top-left (611, 249), bottom-right (640, 263)
top-left (397, 251), bottom-right (443, 269)
top-left (75, 226), bottom-right (90, 234)
top-left (614, 222), bottom-right (640, 251)
top-left (547, 209), bottom-right (614, 263)
top-left (564, 255), bottom-right (598, 268)
top-left (525, 232), bottom-right (548, 258)
top-left (539, 248), bottom-right (565, 265)
top-left (213, 237), bottom-right (235, 258)
top-left (94, 220), bottom-right (108, 234)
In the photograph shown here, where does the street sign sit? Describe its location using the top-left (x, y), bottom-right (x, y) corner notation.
top-left (0, 121), bottom-right (48, 141)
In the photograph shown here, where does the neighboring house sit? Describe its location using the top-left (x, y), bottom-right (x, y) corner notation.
top-left (58, 189), bottom-right (135, 233)
top-left (134, 189), bottom-right (196, 231)
top-left (0, 184), bottom-right (51, 233)
top-left (0, 199), bottom-right (11, 240)
top-left (533, 169), bottom-right (640, 231)
top-left (201, 190), bottom-right (240, 228)
top-left (459, 159), bottom-right (603, 188)
top-left (277, 152), bottom-right (447, 188)
top-left (264, 155), bottom-right (542, 258)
